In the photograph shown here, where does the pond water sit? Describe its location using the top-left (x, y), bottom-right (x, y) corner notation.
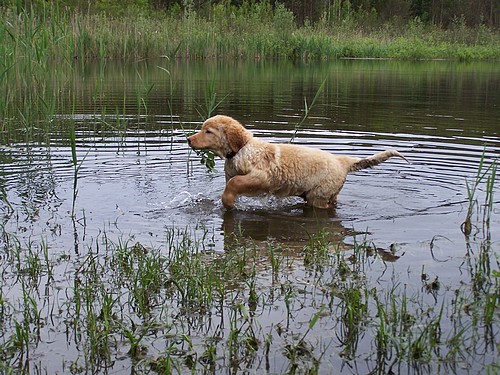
top-left (4, 60), bottom-right (498, 271)
top-left (1, 59), bottom-right (499, 373)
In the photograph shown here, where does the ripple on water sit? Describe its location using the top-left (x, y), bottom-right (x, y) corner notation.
top-left (1, 125), bottom-right (497, 248)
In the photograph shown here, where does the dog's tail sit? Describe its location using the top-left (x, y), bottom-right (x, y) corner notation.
top-left (349, 150), bottom-right (409, 172)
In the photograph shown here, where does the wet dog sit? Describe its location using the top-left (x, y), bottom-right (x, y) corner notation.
top-left (188, 115), bottom-right (407, 209)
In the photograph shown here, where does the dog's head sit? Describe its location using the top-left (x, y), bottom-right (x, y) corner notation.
top-left (187, 115), bottom-right (253, 159)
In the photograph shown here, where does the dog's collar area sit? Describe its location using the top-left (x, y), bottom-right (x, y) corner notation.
top-left (226, 151), bottom-right (237, 159)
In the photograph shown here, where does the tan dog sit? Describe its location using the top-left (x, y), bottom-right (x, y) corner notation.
top-left (188, 115), bottom-right (407, 209)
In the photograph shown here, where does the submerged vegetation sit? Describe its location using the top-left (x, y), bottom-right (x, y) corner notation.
top-left (0, 163), bottom-right (498, 373)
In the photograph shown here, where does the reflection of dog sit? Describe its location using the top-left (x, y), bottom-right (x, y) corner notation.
top-left (222, 209), bottom-right (403, 262)
top-left (221, 207), bottom-right (352, 252)
top-left (188, 115), bottom-right (407, 209)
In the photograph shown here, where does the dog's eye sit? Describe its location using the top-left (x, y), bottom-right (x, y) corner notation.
top-left (205, 129), bottom-right (212, 134)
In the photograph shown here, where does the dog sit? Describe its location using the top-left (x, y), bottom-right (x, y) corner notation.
top-left (188, 115), bottom-right (408, 209)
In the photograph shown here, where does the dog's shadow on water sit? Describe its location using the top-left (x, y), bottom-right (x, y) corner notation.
top-left (220, 204), bottom-right (357, 253)
top-left (219, 202), bottom-right (403, 263)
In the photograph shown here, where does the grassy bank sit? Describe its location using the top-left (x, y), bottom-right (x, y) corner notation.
top-left (1, 2), bottom-right (498, 64)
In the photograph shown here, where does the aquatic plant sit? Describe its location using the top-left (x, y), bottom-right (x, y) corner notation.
top-left (462, 150), bottom-right (497, 237)
top-left (188, 79), bottom-right (231, 173)
top-left (290, 78), bottom-right (327, 143)
top-left (0, 214), bottom-right (498, 373)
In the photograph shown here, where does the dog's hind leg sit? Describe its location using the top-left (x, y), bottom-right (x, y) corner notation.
top-left (304, 192), bottom-right (334, 209)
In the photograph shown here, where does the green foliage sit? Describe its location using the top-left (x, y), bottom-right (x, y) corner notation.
top-left (0, 0), bottom-right (497, 67)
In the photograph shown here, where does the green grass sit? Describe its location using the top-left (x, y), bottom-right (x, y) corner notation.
top-left (0, 185), bottom-right (497, 373)
top-left (1, 1), bottom-right (498, 139)
top-left (1, 2), bottom-right (498, 65)
top-left (462, 150), bottom-right (497, 237)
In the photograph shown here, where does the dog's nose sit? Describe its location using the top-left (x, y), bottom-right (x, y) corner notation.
top-left (187, 137), bottom-right (192, 146)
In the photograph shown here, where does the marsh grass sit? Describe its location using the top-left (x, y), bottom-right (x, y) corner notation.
top-left (0, 2), bottom-right (497, 133)
top-left (462, 151), bottom-right (497, 237)
top-left (289, 77), bottom-right (327, 143)
top-left (0, 208), bottom-right (498, 373)
top-left (8, 6), bottom-right (495, 62)
top-left (186, 79), bottom-right (230, 173)
top-left (69, 124), bottom-right (79, 217)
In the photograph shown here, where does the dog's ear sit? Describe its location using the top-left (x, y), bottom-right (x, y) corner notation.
top-left (224, 123), bottom-right (249, 154)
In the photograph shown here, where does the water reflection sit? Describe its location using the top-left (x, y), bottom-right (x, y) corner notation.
top-left (222, 205), bottom-right (351, 249)
top-left (221, 206), bottom-right (405, 263)
top-left (0, 59), bottom-right (498, 257)
top-left (31, 59), bottom-right (498, 137)
top-left (0, 146), bottom-right (62, 227)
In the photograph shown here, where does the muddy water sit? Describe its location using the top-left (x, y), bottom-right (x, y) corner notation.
top-left (0, 59), bottom-right (498, 372)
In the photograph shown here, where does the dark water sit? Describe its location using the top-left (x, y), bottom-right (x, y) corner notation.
top-left (0, 59), bottom-right (499, 372)
top-left (4, 60), bottom-right (498, 262)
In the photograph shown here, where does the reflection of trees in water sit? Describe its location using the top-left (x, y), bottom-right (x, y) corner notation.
top-left (3, 61), bottom-right (497, 146)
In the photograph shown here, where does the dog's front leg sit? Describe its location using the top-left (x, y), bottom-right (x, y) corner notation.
top-left (221, 174), bottom-right (268, 209)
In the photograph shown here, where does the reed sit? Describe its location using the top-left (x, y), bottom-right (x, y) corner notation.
top-left (69, 124), bottom-right (79, 217)
top-left (0, 102), bottom-right (497, 375)
top-left (290, 78), bottom-right (327, 143)
top-left (0, 2), bottom-right (497, 73)
top-left (461, 151), bottom-right (497, 237)
top-left (188, 79), bottom-right (230, 172)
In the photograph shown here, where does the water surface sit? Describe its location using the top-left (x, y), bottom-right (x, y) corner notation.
top-left (5, 60), bottom-right (498, 261)
top-left (0, 59), bottom-right (498, 373)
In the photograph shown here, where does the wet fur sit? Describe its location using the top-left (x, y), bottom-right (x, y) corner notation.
top-left (188, 115), bottom-right (407, 209)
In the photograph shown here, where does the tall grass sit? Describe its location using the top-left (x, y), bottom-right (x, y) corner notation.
top-left (0, 2), bottom-right (498, 67)
top-left (1, 1), bottom-right (497, 139)
top-left (461, 151), bottom-right (497, 237)
top-left (1, 219), bottom-right (497, 373)
top-left (290, 77), bottom-right (327, 142)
